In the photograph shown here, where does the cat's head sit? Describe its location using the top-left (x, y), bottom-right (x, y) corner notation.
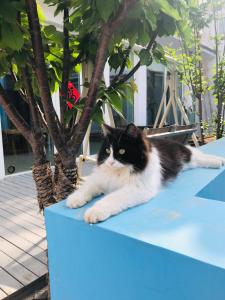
top-left (97, 124), bottom-right (149, 172)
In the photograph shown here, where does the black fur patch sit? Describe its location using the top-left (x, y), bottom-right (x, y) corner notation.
top-left (150, 138), bottom-right (191, 181)
top-left (98, 124), bottom-right (149, 172)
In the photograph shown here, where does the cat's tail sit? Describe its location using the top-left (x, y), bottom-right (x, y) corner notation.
top-left (186, 146), bottom-right (225, 169)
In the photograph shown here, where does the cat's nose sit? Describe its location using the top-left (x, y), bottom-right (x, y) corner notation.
top-left (108, 160), bottom-right (115, 166)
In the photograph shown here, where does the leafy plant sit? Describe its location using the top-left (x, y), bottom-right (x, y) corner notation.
top-left (0, 0), bottom-right (185, 207)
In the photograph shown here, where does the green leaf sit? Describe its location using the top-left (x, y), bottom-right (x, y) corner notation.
top-left (64, 109), bottom-right (74, 125)
top-left (14, 51), bottom-right (27, 66)
top-left (96, 0), bottom-right (116, 21)
top-left (156, 0), bottom-right (181, 21)
top-left (117, 83), bottom-right (134, 104)
top-left (44, 25), bottom-right (57, 37)
top-left (139, 49), bottom-right (153, 66)
top-left (106, 91), bottom-right (124, 118)
top-left (1, 23), bottom-right (24, 50)
top-left (92, 102), bottom-right (104, 124)
top-left (12, 64), bottom-right (18, 74)
top-left (108, 52), bottom-right (123, 70)
top-left (130, 80), bottom-right (138, 93)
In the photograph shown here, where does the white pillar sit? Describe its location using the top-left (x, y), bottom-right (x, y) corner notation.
top-left (104, 62), bottom-right (110, 87)
top-left (0, 116), bottom-right (5, 179)
top-left (133, 55), bottom-right (147, 126)
top-left (51, 90), bottom-right (61, 154)
top-left (103, 62), bottom-right (115, 126)
top-left (52, 90), bottom-right (61, 119)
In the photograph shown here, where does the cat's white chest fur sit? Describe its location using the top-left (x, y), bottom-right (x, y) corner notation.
top-left (95, 164), bottom-right (134, 193)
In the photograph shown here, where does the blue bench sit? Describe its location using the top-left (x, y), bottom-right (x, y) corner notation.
top-left (45, 138), bottom-right (225, 300)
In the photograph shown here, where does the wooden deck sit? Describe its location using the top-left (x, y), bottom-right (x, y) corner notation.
top-left (0, 172), bottom-right (47, 299)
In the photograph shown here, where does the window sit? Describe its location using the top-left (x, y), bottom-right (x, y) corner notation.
top-left (146, 70), bottom-right (164, 126)
top-left (0, 75), bottom-right (54, 175)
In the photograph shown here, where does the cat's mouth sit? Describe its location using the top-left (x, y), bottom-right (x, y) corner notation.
top-left (106, 161), bottom-right (124, 168)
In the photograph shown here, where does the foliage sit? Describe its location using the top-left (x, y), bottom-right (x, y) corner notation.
top-left (0, 0), bottom-right (185, 157)
top-left (208, 0), bottom-right (225, 138)
top-left (165, 0), bottom-right (212, 142)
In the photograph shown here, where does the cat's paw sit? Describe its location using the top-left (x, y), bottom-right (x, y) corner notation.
top-left (66, 191), bottom-right (89, 208)
top-left (84, 206), bottom-right (110, 224)
top-left (211, 158), bottom-right (225, 168)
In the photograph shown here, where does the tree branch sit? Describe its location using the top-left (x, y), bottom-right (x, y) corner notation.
top-left (110, 46), bottom-right (131, 86)
top-left (21, 66), bottom-right (41, 132)
top-left (10, 68), bottom-right (29, 104)
top-left (111, 30), bottom-right (158, 88)
top-left (0, 83), bottom-right (33, 145)
top-left (60, 7), bottom-right (70, 123)
top-left (25, 0), bottom-right (68, 157)
top-left (69, 0), bottom-right (137, 152)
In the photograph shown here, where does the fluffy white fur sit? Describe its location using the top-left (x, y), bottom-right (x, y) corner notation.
top-left (66, 145), bottom-right (225, 223)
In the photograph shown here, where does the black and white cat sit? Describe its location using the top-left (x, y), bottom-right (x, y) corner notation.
top-left (66, 124), bottom-right (225, 223)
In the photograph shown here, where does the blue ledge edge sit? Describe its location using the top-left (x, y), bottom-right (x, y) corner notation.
top-left (45, 138), bottom-right (225, 270)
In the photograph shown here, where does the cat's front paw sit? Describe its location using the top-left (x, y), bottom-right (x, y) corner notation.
top-left (212, 158), bottom-right (225, 168)
top-left (84, 206), bottom-right (110, 224)
top-left (66, 191), bottom-right (89, 208)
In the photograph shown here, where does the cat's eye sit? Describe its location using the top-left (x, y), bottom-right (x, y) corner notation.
top-left (119, 148), bottom-right (125, 155)
top-left (106, 148), bottom-right (111, 154)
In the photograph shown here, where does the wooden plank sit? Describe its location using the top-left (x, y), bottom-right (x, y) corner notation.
top-left (0, 206), bottom-right (45, 229)
top-left (0, 200), bottom-right (42, 224)
top-left (0, 237), bottom-right (47, 277)
top-left (0, 181), bottom-right (36, 197)
top-left (0, 191), bottom-right (41, 211)
top-left (0, 173), bottom-right (49, 296)
top-left (1, 174), bottom-right (34, 185)
top-left (0, 288), bottom-right (7, 300)
top-left (28, 248), bottom-right (48, 265)
top-left (0, 227), bottom-right (47, 256)
top-left (0, 183), bottom-right (36, 200)
top-left (0, 187), bottom-right (37, 205)
top-left (6, 174), bottom-right (35, 184)
top-left (0, 201), bottom-right (43, 221)
top-left (0, 209), bottom-right (46, 238)
top-left (0, 180), bottom-right (36, 193)
top-left (0, 250), bottom-right (37, 286)
top-left (1, 181), bottom-right (36, 193)
top-left (0, 196), bottom-right (42, 216)
top-left (0, 267), bottom-right (23, 296)
top-left (0, 229), bottom-right (47, 263)
top-left (0, 214), bottom-right (46, 248)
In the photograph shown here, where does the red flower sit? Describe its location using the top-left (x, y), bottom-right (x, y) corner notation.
top-left (67, 101), bottom-right (73, 110)
top-left (67, 81), bottom-right (80, 104)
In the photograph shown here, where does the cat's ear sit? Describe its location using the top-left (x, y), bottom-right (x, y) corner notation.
top-left (102, 124), bottom-right (115, 136)
top-left (125, 123), bottom-right (140, 138)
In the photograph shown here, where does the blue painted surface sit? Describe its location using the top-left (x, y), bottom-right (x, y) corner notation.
top-left (45, 138), bottom-right (225, 300)
top-left (197, 169), bottom-right (225, 202)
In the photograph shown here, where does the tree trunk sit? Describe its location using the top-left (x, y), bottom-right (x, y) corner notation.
top-left (216, 93), bottom-right (223, 139)
top-left (53, 154), bottom-right (78, 201)
top-left (197, 94), bottom-right (204, 144)
top-left (32, 161), bottom-right (56, 211)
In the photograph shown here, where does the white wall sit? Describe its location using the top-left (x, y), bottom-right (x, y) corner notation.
top-left (134, 55), bottom-right (147, 126)
top-left (37, 0), bottom-right (63, 29)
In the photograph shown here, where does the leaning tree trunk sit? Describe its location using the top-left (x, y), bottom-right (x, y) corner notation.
top-left (31, 137), bottom-right (56, 211)
top-left (32, 161), bottom-right (56, 210)
top-left (53, 154), bottom-right (78, 202)
top-left (216, 92), bottom-right (223, 139)
top-left (196, 93), bottom-right (204, 145)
